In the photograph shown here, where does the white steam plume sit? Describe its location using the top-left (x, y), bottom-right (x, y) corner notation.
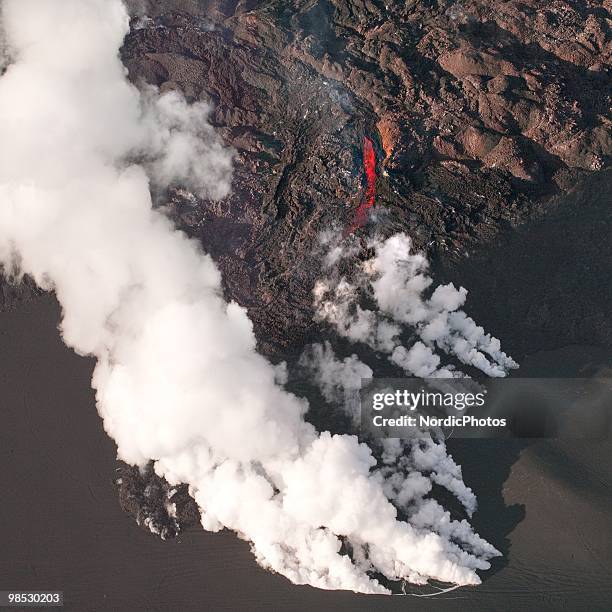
top-left (0, 12), bottom-right (7, 74)
top-left (0, 0), bottom-right (499, 593)
top-left (314, 233), bottom-right (518, 378)
top-left (299, 341), bottom-right (372, 424)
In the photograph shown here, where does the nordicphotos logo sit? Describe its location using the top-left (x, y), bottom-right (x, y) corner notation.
top-left (370, 388), bottom-right (505, 429)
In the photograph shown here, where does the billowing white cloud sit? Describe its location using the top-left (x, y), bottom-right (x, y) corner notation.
top-left (314, 233), bottom-right (518, 378)
top-left (299, 341), bottom-right (372, 423)
top-left (0, 0), bottom-right (500, 594)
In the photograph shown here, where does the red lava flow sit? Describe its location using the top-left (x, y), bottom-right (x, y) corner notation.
top-left (350, 136), bottom-right (377, 232)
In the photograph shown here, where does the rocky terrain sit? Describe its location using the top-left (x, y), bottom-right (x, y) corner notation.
top-left (118, 0), bottom-right (610, 357)
top-left (2, 0), bottom-right (610, 536)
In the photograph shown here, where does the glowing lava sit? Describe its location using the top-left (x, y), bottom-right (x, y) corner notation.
top-left (350, 136), bottom-right (377, 232)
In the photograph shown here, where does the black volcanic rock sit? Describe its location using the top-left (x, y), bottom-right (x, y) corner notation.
top-left (0, 274), bottom-right (44, 313)
top-left (115, 462), bottom-right (200, 538)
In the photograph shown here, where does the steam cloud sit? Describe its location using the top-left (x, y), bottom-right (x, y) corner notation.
top-left (0, 12), bottom-right (7, 73)
top-left (313, 232), bottom-right (518, 379)
top-left (0, 0), bottom-right (502, 594)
